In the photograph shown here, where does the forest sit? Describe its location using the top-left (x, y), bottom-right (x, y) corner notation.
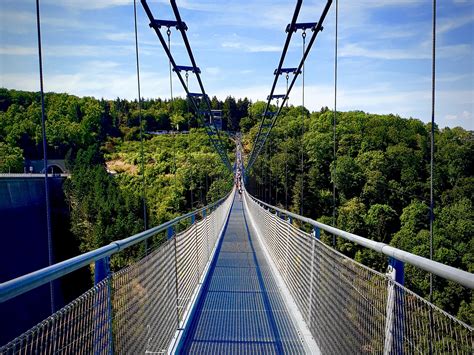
top-left (242, 104), bottom-right (473, 325)
top-left (0, 88), bottom-right (238, 268)
top-left (0, 88), bottom-right (472, 325)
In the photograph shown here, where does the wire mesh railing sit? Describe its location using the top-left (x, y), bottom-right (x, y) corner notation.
top-left (0, 190), bottom-right (234, 354)
top-left (243, 191), bottom-right (473, 354)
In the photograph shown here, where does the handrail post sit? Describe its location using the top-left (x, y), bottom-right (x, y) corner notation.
top-left (94, 257), bottom-right (113, 354)
top-left (192, 212), bottom-right (201, 285)
top-left (307, 227), bottom-right (319, 327)
top-left (168, 225), bottom-right (181, 328)
top-left (384, 257), bottom-right (404, 354)
top-left (203, 208), bottom-right (210, 259)
top-left (94, 258), bottom-right (109, 285)
top-left (284, 216), bottom-right (292, 280)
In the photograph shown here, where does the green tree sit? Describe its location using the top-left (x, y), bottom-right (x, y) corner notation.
top-left (332, 155), bottom-right (365, 200)
top-left (0, 142), bottom-right (23, 173)
top-left (336, 198), bottom-right (367, 256)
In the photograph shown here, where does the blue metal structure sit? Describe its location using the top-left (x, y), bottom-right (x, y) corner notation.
top-left (173, 65), bottom-right (201, 74)
top-left (141, 0), bottom-right (232, 171)
top-left (246, 0), bottom-right (333, 173)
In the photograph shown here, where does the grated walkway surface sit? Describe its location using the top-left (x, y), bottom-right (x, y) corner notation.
top-left (180, 195), bottom-right (306, 354)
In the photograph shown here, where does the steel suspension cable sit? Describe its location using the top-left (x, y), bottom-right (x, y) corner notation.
top-left (300, 30), bottom-right (306, 216)
top-left (169, 0), bottom-right (227, 130)
top-left (269, 143), bottom-right (272, 203)
top-left (246, 0), bottom-right (333, 172)
top-left (141, 0), bottom-right (231, 170)
top-left (184, 71), bottom-right (193, 208)
top-left (264, 147), bottom-right (267, 202)
top-left (429, 0), bottom-right (436, 303)
top-left (332, 0), bottom-right (338, 246)
top-left (247, 0), bottom-right (303, 167)
top-left (35, 0), bottom-right (55, 314)
top-left (429, 0), bottom-right (437, 353)
top-left (167, 28), bottom-right (173, 102)
top-left (133, 0), bottom-right (148, 235)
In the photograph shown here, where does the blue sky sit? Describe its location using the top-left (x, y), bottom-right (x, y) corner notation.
top-left (1, 0), bottom-right (473, 129)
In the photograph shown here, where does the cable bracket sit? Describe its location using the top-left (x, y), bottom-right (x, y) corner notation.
top-left (174, 65), bottom-right (201, 74)
top-left (274, 67), bottom-right (301, 75)
top-left (267, 94), bottom-right (286, 100)
top-left (286, 22), bottom-right (319, 33)
top-left (149, 19), bottom-right (188, 31)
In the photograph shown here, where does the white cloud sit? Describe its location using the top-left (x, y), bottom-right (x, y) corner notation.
top-left (445, 111), bottom-right (472, 122)
top-left (205, 67), bottom-right (221, 76)
top-left (438, 14), bottom-right (474, 34)
top-left (222, 41), bottom-right (281, 53)
top-left (220, 33), bottom-right (283, 53)
top-left (1, 69), bottom-right (171, 101)
top-left (340, 42), bottom-right (471, 61)
top-left (0, 46), bottom-right (36, 56)
top-left (0, 10), bottom-right (35, 34)
top-left (42, 0), bottom-right (131, 10)
top-left (339, 43), bottom-right (428, 60)
top-left (461, 110), bottom-right (471, 119)
top-left (0, 9), bottom-right (112, 34)
top-left (0, 44), bottom-right (134, 58)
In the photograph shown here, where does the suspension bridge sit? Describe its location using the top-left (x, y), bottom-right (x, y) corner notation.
top-left (1, 0), bottom-right (473, 354)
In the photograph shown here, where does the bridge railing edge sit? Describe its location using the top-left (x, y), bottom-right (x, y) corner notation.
top-left (244, 190), bottom-right (474, 289)
top-left (0, 189), bottom-right (234, 303)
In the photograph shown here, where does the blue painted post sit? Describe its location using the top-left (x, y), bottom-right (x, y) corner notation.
top-left (384, 257), bottom-right (405, 354)
top-left (94, 257), bottom-right (113, 354)
top-left (191, 213), bottom-right (196, 225)
top-left (167, 226), bottom-right (174, 240)
top-left (389, 257), bottom-right (404, 285)
top-left (313, 226), bottom-right (320, 240)
top-left (94, 258), bottom-right (109, 285)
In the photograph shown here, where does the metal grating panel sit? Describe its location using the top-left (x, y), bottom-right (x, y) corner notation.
top-left (180, 195), bottom-right (307, 354)
top-left (0, 280), bottom-right (112, 354)
top-left (244, 192), bottom-right (473, 354)
top-left (0, 193), bottom-right (234, 354)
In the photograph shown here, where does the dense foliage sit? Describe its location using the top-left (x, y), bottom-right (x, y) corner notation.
top-left (0, 88), bottom-right (235, 268)
top-left (1, 88), bottom-right (472, 323)
top-left (0, 88), bottom-right (248, 168)
top-left (243, 104), bottom-right (473, 324)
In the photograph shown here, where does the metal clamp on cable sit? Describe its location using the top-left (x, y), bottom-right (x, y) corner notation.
top-left (149, 19), bottom-right (188, 31)
top-left (286, 22), bottom-right (318, 33)
top-left (174, 65), bottom-right (201, 74)
top-left (267, 94), bottom-right (286, 100)
top-left (274, 67), bottom-right (301, 75)
top-left (187, 92), bottom-right (207, 98)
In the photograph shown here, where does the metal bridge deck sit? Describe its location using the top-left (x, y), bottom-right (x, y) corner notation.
top-left (180, 195), bottom-right (306, 354)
